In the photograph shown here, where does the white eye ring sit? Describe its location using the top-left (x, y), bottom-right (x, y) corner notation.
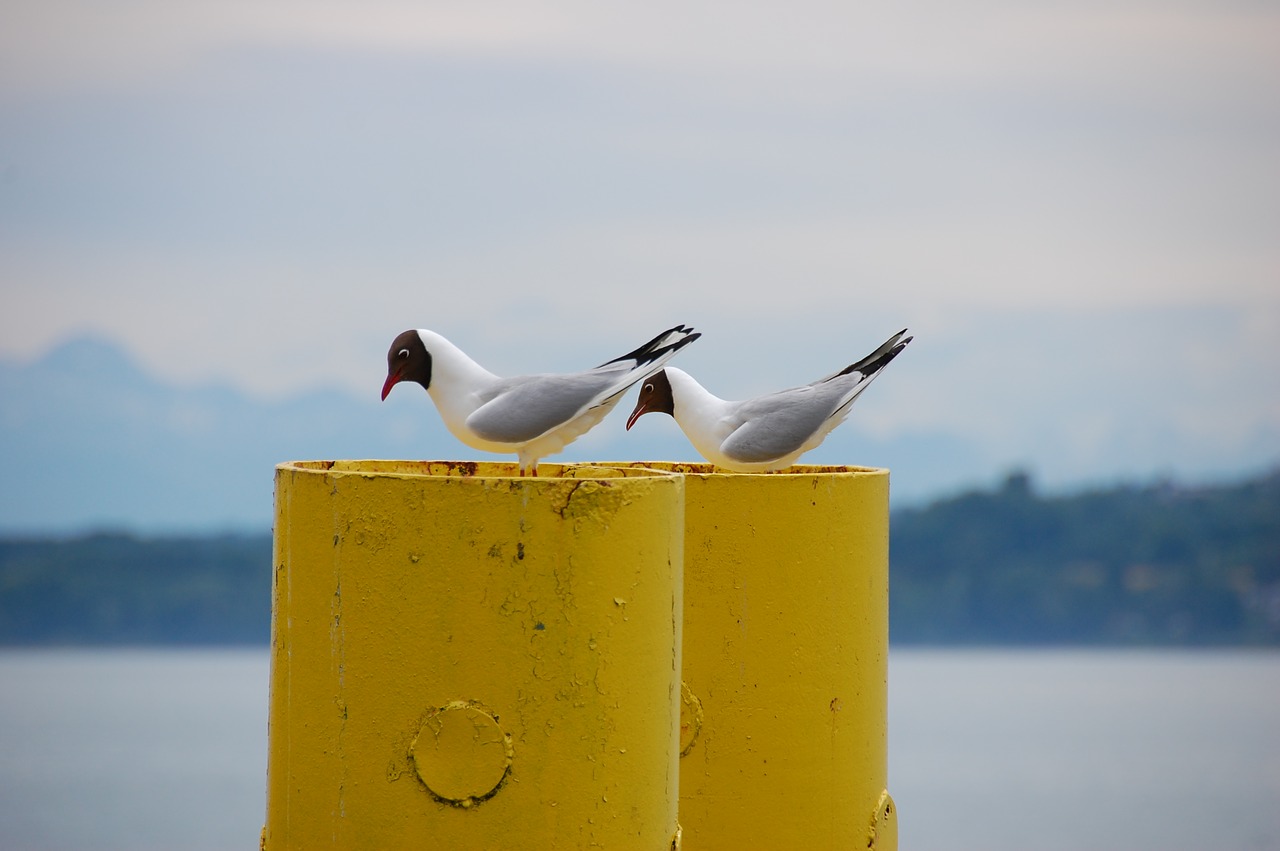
top-left (643, 383), bottom-right (654, 393)
top-left (397, 348), bottom-right (410, 359)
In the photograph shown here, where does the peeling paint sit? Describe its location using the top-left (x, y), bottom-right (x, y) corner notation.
top-left (866, 790), bottom-right (897, 849)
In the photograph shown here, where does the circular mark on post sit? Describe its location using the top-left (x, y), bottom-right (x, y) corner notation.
top-left (410, 700), bottom-right (513, 808)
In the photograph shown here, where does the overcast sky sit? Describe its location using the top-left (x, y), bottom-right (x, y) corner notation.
top-left (2, 0), bottom-right (1277, 491)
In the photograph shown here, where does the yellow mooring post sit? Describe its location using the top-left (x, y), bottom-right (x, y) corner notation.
top-left (263, 461), bottom-right (685, 850)
top-left (604, 463), bottom-right (896, 851)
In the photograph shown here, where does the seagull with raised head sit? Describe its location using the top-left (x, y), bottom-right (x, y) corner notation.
top-left (382, 324), bottom-right (701, 475)
top-left (625, 329), bottom-right (911, 472)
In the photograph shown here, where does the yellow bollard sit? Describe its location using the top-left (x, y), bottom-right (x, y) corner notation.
top-left (264, 460), bottom-right (685, 850)
top-left (603, 463), bottom-right (896, 850)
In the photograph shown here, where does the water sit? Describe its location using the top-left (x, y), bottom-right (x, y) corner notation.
top-left (889, 649), bottom-right (1280, 851)
top-left (0, 649), bottom-right (269, 851)
top-left (1, 649), bottom-right (1277, 850)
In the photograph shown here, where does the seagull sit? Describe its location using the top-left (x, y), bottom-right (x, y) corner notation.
top-left (381, 324), bottom-right (701, 475)
top-left (625, 329), bottom-right (911, 473)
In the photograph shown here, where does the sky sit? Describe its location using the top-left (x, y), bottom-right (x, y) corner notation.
top-left (2, 0), bottom-right (1278, 497)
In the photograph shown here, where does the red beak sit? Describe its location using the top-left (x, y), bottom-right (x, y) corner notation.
top-left (625, 402), bottom-right (647, 431)
top-left (381, 373), bottom-right (399, 401)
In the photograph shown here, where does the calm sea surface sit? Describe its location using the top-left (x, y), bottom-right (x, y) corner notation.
top-left (1, 648), bottom-right (1277, 851)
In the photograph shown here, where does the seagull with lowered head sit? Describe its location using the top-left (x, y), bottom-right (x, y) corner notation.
top-left (625, 329), bottom-right (911, 472)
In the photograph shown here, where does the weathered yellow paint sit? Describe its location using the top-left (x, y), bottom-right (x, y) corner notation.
top-left (868, 789), bottom-right (899, 849)
top-left (264, 460), bottom-right (685, 850)
top-left (605, 463), bottom-right (893, 851)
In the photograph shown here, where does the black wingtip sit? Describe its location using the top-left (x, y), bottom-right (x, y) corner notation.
top-left (600, 324), bottom-right (700, 368)
top-left (834, 329), bottom-right (912, 379)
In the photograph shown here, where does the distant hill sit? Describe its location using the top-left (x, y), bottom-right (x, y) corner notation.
top-left (0, 336), bottom-right (451, 532)
top-left (2, 469), bottom-right (1276, 646)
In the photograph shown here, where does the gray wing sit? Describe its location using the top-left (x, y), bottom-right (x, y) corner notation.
top-left (721, 330), bottom-right (912, 464)
top-left (719, 385), bottom-right (844, 464)
top-left (463, 325), bottom-right (700, 445)
top-left (466, 371), bottom-right (621, 443)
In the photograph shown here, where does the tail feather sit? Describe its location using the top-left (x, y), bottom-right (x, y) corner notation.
top-left (827, 329), bottom-right (912, 382)
top-left (820, 329), bottom-right (912, 417)
top-left (598, 324), bottom-right (701, 369)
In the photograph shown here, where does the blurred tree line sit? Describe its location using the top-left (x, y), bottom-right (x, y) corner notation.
top-left (1, 468), bottom-right (1277, 645)
top-left (891, 468), bottom-right (1280, 644)
top-left (0, 533), bottom-right (269, 644)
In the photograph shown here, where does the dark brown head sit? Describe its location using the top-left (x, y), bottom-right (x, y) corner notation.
top-left (381, 330), bottom-right (432, 400)
top-left (626, 370), bottom-right (674, 430)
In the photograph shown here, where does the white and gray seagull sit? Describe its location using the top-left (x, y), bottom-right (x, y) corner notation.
top-left (381, 324), bottom-right (701, 475)
top-left (625, 329), bottom-right (911, 472)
